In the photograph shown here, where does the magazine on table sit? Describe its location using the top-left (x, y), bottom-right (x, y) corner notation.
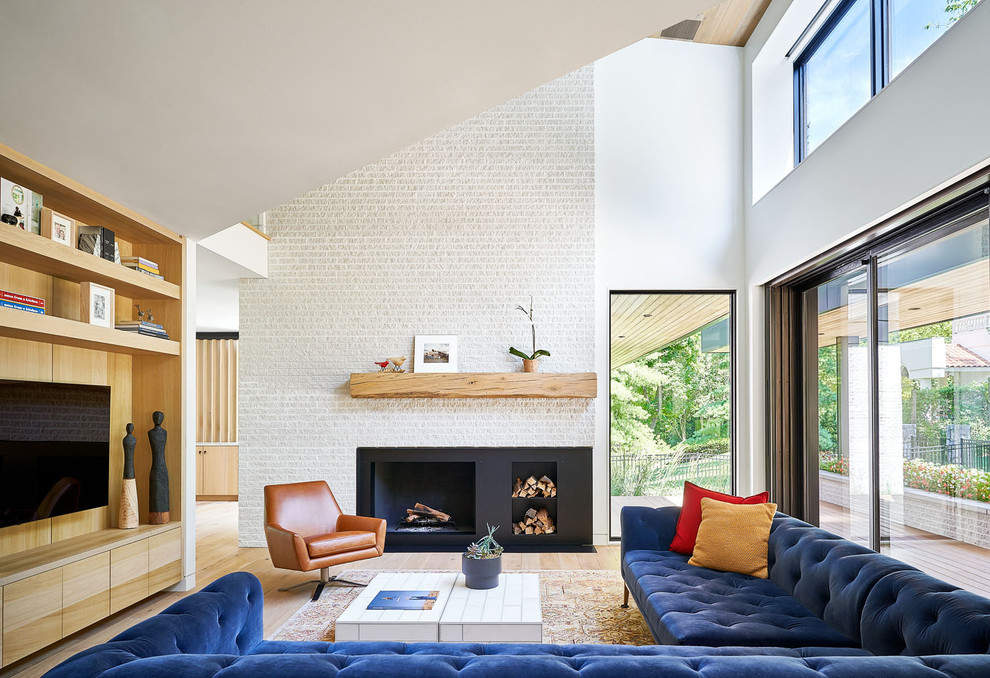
top-left (367, 590), bottom-right (440, 610)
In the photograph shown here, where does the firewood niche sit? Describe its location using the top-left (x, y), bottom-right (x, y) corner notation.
top-left (511, 472), bottom-right (558, 535)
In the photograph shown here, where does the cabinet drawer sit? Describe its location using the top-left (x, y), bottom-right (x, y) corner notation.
top-left (63, 552), bottom-right (110, 637)
top-left (2, 568), bottom-right (62, 666)
top-left (110, 540), bottom-right (148, 614)
top-left (149, 528), bottom-right (182, 593)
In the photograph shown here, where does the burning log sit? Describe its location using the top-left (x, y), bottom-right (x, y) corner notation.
top-left (511, 474), bottom-right (557, 498)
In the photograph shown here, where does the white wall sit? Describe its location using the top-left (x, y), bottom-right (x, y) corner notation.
top-left (743, 0), bottom-right (990, 484)
top-left (594, 39), bottom-right (748, 529)
top-left (238, 68), bottom-right (596, 547)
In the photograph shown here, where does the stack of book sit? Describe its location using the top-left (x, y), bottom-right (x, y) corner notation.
top-left (115, 320), bottom-right (169, 340)
top-left (121, 256), bottom-right (164, 280)
top-left (0, 289), bottom-right (45, 315)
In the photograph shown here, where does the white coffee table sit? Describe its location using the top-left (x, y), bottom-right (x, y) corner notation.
top-left (335, 571), bottom-right (542, 643)
top-left (439, 573), bottom-right (542, 643)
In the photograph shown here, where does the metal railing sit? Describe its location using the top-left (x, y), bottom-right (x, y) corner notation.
top-left (611, 451), bottom-right (730, 496)
top-left (904, 440), bottom-right (990, 472)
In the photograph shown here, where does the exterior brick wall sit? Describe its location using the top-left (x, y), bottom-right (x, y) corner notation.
top-left (238, 67), bottom-right (595, 546)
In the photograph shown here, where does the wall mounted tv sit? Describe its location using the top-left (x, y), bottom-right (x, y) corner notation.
top-left (0, 379), bottom-right (110, 528)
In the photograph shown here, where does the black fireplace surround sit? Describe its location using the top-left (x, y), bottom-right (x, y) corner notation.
top-left (356, 447), bottom-right (592, 551)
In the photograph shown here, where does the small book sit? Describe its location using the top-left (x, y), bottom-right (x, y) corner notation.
top-left (367, 590), bottom-right (440, 611)
top-left (116, 320), bottom-right (164, 330)
top-left (121, 256), bottom-right (159, 268)
top-left (0, 289), bottom-right (45, 309)
top-left (0, 299), bottom-right (45, 314)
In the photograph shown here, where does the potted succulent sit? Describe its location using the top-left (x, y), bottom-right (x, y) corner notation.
top-left (509, 296), bottom-right (550, 372)
top-left (462, 524), bottom-right (504, 589)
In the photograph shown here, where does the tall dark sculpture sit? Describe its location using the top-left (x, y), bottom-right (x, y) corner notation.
top-left (119, 423), bottom-right (138, 528)
top-left (148, 411), bottom-right (170, 524)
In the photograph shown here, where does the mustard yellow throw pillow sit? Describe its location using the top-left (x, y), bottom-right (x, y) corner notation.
top-left (688, 497), bottom-right (777, 578)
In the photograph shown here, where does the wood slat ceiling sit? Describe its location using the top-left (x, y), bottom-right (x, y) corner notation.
top-left (611, 293), bottom-right (730, 368)
top-left (651, 0), bottom-right (773, 47)
top-left (817, 259), bottom-right (990, 347)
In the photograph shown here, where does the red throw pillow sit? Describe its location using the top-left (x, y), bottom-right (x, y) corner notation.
top-left (669, 481), bottom-right (770, 555)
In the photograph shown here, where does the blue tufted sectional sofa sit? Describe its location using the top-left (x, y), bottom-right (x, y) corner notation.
top-left (621, 506), bottom-right (990, 654)
top-left (43, 508), bottom-right (990, 678)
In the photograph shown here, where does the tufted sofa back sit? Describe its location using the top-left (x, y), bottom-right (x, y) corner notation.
top-left (767, 515), bottom-right (917, 646)
top-left (44, 572), bottom-right (264, 678)
top-left (860, 570), bottom-right (990, 655)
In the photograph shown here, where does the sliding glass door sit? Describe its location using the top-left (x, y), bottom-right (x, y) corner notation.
top-left (807, 267), bottom-right (872, 547)
top-left (800, 192), bottom-right (990, 594)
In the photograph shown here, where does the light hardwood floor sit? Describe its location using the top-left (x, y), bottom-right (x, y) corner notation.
top-left (2, 502), bottom-right (622, 678)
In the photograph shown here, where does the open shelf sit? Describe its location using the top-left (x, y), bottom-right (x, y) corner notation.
top-left (0, 226), bottom-right (180, 300)
top-left (349, 372), bottom-right (597, 398)
top-left (0, 143), bottom-right (179, 245)
top-left (0, 307), bottom-right (180, 356)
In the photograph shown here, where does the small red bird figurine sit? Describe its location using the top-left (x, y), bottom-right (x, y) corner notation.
top-left (374, 360), bottom-right (390, 372)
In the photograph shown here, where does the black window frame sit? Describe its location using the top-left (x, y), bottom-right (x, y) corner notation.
top-left (793, 0), bottom-right (891, 164)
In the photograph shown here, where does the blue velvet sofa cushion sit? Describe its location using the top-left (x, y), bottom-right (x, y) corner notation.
top-left (767, 514), bottom-right (917, 646)
top-left (861, 569), bottom-right (990, 655)
top-left (44, 571), bottom-right (264, 678)
top-left (624, 549), bottom-right (856, 647)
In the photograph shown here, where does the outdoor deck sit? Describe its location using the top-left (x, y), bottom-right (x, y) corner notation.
top-left (610, 496), bottom-right (990, 597)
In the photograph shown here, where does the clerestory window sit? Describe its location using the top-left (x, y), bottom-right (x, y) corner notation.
top-left (794, 0), bottom-right (980, 163)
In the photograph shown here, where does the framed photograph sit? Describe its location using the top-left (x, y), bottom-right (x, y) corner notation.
top-left (414, 335), bottom-right (458, 373)
top-left (40, 208), bottom-right (75, 247)
top-left (80, 281), bottom-right (115, 328)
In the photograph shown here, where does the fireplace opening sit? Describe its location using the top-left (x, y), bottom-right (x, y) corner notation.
top-left (370, 461), bottom-right (475, 535)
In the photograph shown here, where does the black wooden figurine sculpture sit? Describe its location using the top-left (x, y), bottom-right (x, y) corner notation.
top-left (119, 423), bottom-right (139, 528)
top-left (148, 411), bottom-right (170, 524)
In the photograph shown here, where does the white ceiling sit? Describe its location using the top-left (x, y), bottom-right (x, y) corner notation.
top-left (0, 1), bottom-right (718, 241)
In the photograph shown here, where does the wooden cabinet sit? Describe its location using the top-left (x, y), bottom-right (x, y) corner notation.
top-left (2, 569), bottom-right (62, 666)
top-left (196, 445), bottom-right (238, 499)
top-left (62, 553), bottom-right (110, 637)
top-left (149, 528), bottom-right (182, 594)
top-left (110, 540), bottom-right (149, 615)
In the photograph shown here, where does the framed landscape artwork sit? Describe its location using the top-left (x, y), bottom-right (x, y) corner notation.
top-left (414, 335), bottom-right (458, 373)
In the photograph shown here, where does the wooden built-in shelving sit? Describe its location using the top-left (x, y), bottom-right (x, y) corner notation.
top-left (0, 306), bottom-right (180, 356)
top-left (0, 145), bottom-right (179, 245)
top-left (349, 372), bottom-right (598, 399)
top-left (0, 142), bottom-right (186, 667)
top-left (0, 226), bottom-right (180, 299)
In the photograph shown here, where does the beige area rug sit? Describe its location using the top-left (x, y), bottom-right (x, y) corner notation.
top-left (271, 569), bottom-right (654, 645)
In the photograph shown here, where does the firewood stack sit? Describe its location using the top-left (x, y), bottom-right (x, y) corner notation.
top-left (511, 475), bottom-right (557, 498)
top-left (513, 507), bottom-right (556, 535)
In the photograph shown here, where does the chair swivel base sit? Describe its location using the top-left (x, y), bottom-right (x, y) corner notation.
top-left (278, 567), bottom-right (367, 600)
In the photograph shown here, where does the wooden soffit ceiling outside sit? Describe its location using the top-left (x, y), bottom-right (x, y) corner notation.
top-left (651, 0), bottom-right (773, 46)
top-left (817, 258), bottom-right (990, 347)
top-left (611, 294), bottom-right (730, 369)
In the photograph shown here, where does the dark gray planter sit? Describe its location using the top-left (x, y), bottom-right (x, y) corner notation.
top-left (462, 554), bottom-right (502, 589)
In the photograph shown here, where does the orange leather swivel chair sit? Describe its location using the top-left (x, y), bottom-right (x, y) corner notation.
top-left (264, 480), bottom-right (386, 600)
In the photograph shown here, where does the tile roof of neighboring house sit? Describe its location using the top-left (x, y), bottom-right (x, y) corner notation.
top-left (946, 343), bottom-right (990, 369)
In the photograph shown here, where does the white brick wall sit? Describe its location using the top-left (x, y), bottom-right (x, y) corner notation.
top-left (238, 67), bottom-right (595, 546)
